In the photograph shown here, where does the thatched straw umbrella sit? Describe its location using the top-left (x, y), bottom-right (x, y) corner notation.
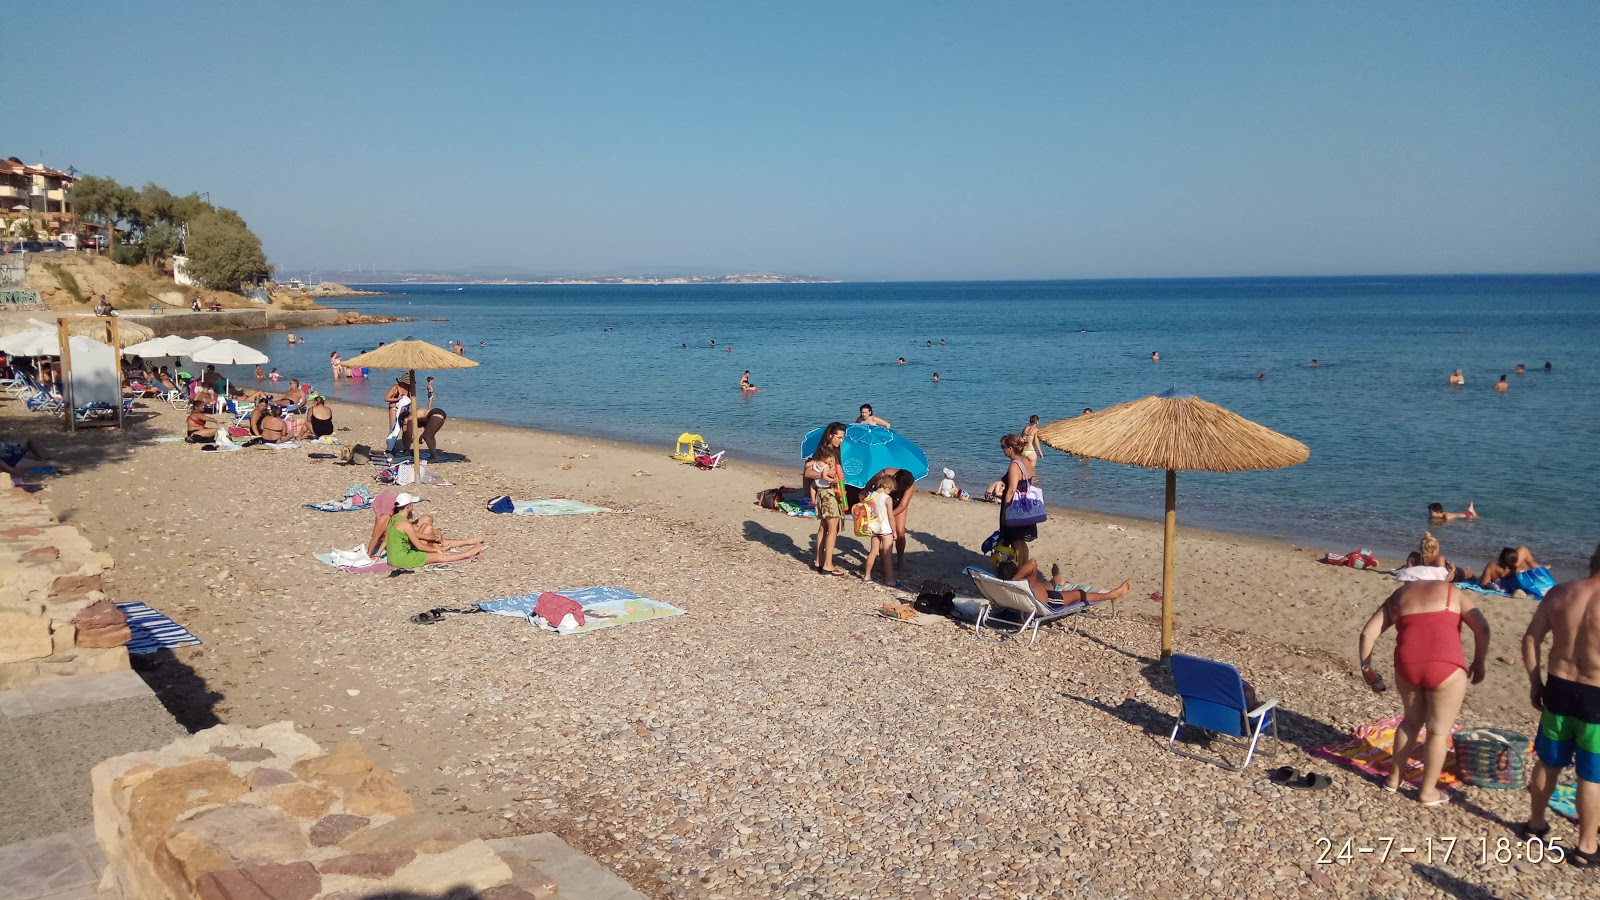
top-left (1036, 388), bottom-right (1309, 658)
top-left (341, 340), bottom-right (478, 472)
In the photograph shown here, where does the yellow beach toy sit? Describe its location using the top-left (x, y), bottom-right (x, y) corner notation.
top-left (672, 433), bottom-right (709, 463)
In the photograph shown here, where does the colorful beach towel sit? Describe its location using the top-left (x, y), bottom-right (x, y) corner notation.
top-left (1454, 581), bottom-right (1515, 599)
top-left (1311, 715), bottom-right (1464, 788)
top-left (1552, 783), bottom-right (1579, 822)
top-left (477, 585), bottom-right (686, 635)
top-left (304, 484), bottom-right (375, 512)
top-left (313, 550), bottom-right (473, 575)
top-left (511, 498), bottom-right (608, 516)
top-left (115, 601), bottom-right (201, 654)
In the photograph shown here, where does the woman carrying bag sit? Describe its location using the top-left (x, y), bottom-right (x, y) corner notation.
top-left (997, 433), bottom-right (1046, 569)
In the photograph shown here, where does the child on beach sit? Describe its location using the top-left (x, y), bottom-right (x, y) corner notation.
top-left (859, 471), bottom-right (898, 587)
top-left (254, 365), bottom-right (265, 380)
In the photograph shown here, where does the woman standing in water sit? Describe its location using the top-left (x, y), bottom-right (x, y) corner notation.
top-left (330, 351), bottom-right (343, 381)
top-left (806, 423), bottom-right (848, 576)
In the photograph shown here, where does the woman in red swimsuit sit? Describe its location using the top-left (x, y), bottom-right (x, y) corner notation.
top-left (1357, 580), bottom-right (1490, 805)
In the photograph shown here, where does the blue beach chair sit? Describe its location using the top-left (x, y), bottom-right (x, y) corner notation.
top-left (1167, 654), bottom-right (1281, 771)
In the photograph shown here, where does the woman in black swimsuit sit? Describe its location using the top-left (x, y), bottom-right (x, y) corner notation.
top-left (399, 407), bottom-right (449, 458)
top-left (308, 395), bottom-right (334, 438)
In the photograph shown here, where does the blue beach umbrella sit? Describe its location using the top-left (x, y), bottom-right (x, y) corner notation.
top-left (801, 424), bottom-right (929, 488)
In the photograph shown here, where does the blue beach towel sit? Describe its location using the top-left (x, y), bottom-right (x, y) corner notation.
top-left (115, 601), bottom-right (201, 654)
top-left (477, 586), bottom-right (686, 634)
top-left (1454, 581), bottom-right (1513, 599)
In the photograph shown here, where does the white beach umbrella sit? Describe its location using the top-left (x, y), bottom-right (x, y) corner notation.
top-left (0, 329), bottom-right (59, 357)
top-left (123, 335), bottom-right (188, 357)
top-left (173, 336), bottom-right (219, 357)
top-left (190, 340), bottom-right (269, 366)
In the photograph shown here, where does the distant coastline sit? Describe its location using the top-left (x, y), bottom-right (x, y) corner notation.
top-left (301, 272), bottom-right (837, 286)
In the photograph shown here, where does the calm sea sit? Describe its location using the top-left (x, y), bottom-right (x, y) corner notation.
top-left (236, 277), bottom-right (1600, 575)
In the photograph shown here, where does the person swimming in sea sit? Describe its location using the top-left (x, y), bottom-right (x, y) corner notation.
top-left (1449, 369), bottom-right (1465, 386)
top-left (897, 357), bottom-right (906, 365)
top-left (1151, 351), bottom-right (1160, 361)
top-left (1256, 372), bottom-right (1265, 380)
top-left (1516, 363), bottom-right (1526, 375)
top-left (1496, 375), bottom-right (1509, 392)
top-left (1310, 359), bottom-right (1319, 367)
top-left (1544, 361), bottom-right (1552, 371)
top-left (1429, 502), bottom-right (1477, 522)
top-left (932, 372), bottom-right (939, 382)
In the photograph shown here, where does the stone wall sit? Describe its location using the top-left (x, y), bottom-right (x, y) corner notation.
top-left (121, 309), bottom-right (343, 336)
top-left (0, 481), bottom-right (129, 689)
top-left (92, 722), bottom-right (556, 899)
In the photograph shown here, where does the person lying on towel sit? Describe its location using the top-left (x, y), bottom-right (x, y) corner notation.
top-left (384, 494), bottom-right (483, 568)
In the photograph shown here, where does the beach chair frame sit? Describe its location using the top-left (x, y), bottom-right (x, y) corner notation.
top-left (962, 566), bottom-right (1112, 648)
top-left (1166, 653), bottom-right (1281, 771)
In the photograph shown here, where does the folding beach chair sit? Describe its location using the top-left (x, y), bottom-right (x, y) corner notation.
top-left (962, 566), bottom-right (1111, 648)
top-left (1166, 654), bottom-right (1281, 771)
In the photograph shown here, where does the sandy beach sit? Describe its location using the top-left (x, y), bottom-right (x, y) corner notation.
top-left (4, 395), bottom-right (1588, 898)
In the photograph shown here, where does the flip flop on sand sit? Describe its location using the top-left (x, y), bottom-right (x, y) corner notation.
top-left (1517, 822), bottom-right (1552, 840)
top-left (1269, 767), bottom-right (1332, 790)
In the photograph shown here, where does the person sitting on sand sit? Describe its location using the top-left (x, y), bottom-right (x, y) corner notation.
top-left (305, 395), bottom-right (334, 439)
top-left (856, 404), bottom-right (891, 428)
top-left (996, 559), bottom-right (1132, 607)
top-left (277, 379), bottom-right (307, 407)
top-left (411, 514), bottom-right (488, 557)
top-left (1479, 546), bottom-right (1541, 589)
top-left (1429, 501), bottom-right (1476, 522)
top-left (386, 494), bottom-right (482, 568)
top-left (1400, 532), bottom-right (1475, 583)
top-left (249, 402), bottom-right (288, 443)
top-left (1495, 375), bottom-right (1509, 392)
top-left (982, 479), bottom-right (1007, 503)
top-left (1449, 369), bottom-right (1465, 386)
top-left (185, 401), bottom-right (220, 444)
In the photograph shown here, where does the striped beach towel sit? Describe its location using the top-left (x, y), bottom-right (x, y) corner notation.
top-left (1311, 715), bottom-right (1464, 788)
top-left (115, 601), bottom-right (201, 654)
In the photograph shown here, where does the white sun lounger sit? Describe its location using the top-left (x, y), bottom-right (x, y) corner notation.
top-left (963, 566), bottom-right (1114, 648)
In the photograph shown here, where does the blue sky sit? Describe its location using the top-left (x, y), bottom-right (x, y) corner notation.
top-left (12, 2), bottom-right (1599, 279)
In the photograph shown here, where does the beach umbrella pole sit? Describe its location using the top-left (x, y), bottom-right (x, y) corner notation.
top-left (1161, 468), bottom-right (1176, 659)
top-left (58, 319), bottom-right (75, 433)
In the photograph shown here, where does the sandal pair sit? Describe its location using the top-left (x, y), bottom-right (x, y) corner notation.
top-left (1269, 767), bottom-right (1332, 790)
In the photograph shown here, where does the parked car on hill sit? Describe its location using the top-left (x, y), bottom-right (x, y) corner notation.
top-left (19, 241), bottom-right (45, 253)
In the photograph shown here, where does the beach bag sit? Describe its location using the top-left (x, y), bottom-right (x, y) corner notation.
top-left (376, 466), bottom-right (398, 484)
top-left (1003, 479), bottom-right (1047, 526)
top-left (757, 487), bottom-right (789, 510)
top-left (486, 496), bottom-right (515, 514)
top-left (1453, 728), bottom-right (1531, 789)
top-left (851, 501), bottom-right (873, 537)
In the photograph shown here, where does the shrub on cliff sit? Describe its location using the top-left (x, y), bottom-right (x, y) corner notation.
top-left (182, 210), bottom-right (269, 290)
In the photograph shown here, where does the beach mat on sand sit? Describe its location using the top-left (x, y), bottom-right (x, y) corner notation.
top-left (1454, 581), bottom-right (1516, 599)
top-left (1312, 716), bottom-right (1464, 788)
top-left (313, 551), bottom-right (474, 575)
top-left (115, 601), bottom-right (201, 654)
top-left (477, 586), bottom-right (685, 634)
top-left (512, 498), bottom-right (608, 516)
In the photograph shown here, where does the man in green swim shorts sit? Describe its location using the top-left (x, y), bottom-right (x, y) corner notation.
top-left (1523, 541), bottom-right (1600, 867)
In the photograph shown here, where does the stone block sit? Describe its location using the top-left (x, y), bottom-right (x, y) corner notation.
top-left (248, 768), bottom-right (295, 791)
top-left (291, 741), bottom-right (372, 780)
top-left (341, 771), bottom-right (413, 818)
top-left (194, 860), bottom-right (321, 900)
top-left (214, 746), bottom-right (275, 763)
top-left (0, 607), bottom-right (54, 663)
top-left (385, 839), bottom-right (513, 894)
top-left (0, 526), bottom-right (44, 538)
top-left (0, 659), bottom-right (40, 689)
top-left (51, 621), bottom-right (77, 656)
top-left (20, 545), bottom-right (61, 562)
top-left (167, 805), bottom-right (308, 879)
top-left (339, 815), bottom-right (466, 855)
top-left (316, 849), bottom-right (415, 879)
top-left (271, 783), bottom-right (334, 819)
top-left (50, 574), bottom-right (103, 596)
top-left (127, 760), bottom-right (248, 858)
top-left (308, 814), bottom-right (369, 847)
top-left (76, 622), bottom-right (131, 649)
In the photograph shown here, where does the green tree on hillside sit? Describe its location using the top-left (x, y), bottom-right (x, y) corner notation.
top-left (141, 222), bottom-right (181, 274)
top-left (183, 210), bottom-right (269, 290)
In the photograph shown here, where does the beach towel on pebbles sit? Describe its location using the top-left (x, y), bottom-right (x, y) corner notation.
top-left (510, 498), bottom-right (608, 516)
top-left (115, 601), bottom-right (201, 654)
top-left (1312, 716), bottom-right (1465, 787)
top-left (477, 586), bottom-right (686, 635)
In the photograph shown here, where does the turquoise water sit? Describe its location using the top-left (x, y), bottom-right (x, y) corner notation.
top-left (236, 277), bottom-right (1600, 575)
